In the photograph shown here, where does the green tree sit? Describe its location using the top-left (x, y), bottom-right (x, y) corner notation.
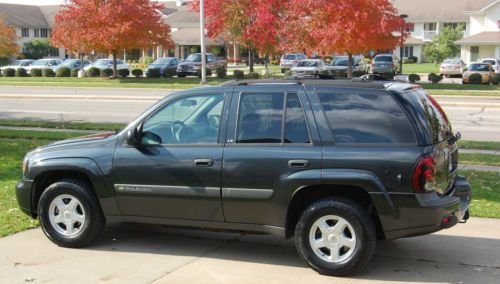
top-left (22, 39), bottom-right (59, 59)
top-left (423, 26), bottom-right (463, 64)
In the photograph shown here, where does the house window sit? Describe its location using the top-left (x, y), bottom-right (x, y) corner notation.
top-left (424, 23), bottom-right (437, 31)
top-left (470, 46), bottom-right (479, 62)
top-left (34, 28), bottom-right (40, 37)
top-left (21, 27), bottom-right (30, 37)
top-left (443, 23), bottom-right (465, 30)
top-left (40, 29), bottom-right (49, 38)
top-left (404, 46), bottom-right (414, 58)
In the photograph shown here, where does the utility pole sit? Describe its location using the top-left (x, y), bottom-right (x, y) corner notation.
top-left (200, 0), bottom-right (207, 84)
top-left (400, 14), bottom-right (408, 75)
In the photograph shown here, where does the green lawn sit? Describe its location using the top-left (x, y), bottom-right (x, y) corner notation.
top-left (403, 63), bottom-right (439, 74)
top-left (0, 119), bottom-right (125, 132)
top-left (458, 140), bottom-right (500, 151)
top-left (460, 153), bottom-right (500, 167)
top-left (460, 170), bottom-right (500, 219)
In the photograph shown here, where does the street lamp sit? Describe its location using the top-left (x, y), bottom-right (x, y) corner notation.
top-left (200, 0), bottom-right (207, 84)
top-left (399, 14), bottom-right (408, 75)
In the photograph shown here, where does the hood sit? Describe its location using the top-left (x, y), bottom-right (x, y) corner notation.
top-left (179, 61), bottom-right (201, 66)
top-left (329, 66), bottom-right (349, 71)
top-left (39, 132), bottom-right (116, 150)
top-left (292, 66), bottom-right (318, 71)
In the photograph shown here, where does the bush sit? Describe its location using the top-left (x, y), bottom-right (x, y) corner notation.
top-left (86, 67), bottom-right (100, 77)
top-left (403, 56), bottom-right (417, 64)
top-left (42, 68), bottom-right (55, 77)
top-left (428, 73), bottom-right (442, 84)
top-left (100, 68), bottom-right (114, 77)
top-left (71, 68), bottom-right (79, 77)
top-left (215, 66), bottom-right (227, 78)
top-left (490, 74), bottom-right (500, 85)
top-left (233, 69), bottom-right (244, 79)
top-left (146, 68), bottom-right (161, 78)
top-left (164, 68), bottom-right (176, 78)
top-left (197, 68), bottom-right (212, 78)
top-left (468, 73), bottom-right (483, 85)
top-left (3, 68), bottom-right (15, 77)
top-left (15, 67), bottom-right (28, 77)
top-left (30, 68), bottom-right (42, 77)
top-left (131, 69), bottom-right (143, 78)
top-left (409, 73), bottom-right (421, 83)
top-left (139, 56), bottom-right (154, 66)
top-left (248, 72), bottom-right (259, 79)
top-left (56, 67), bottom-right (71, 77)
top-left (117, 69), bottom-right (130, 78)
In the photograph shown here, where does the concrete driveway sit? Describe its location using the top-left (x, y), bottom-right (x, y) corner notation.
top-left (0, 218), bottom-right (499, 284)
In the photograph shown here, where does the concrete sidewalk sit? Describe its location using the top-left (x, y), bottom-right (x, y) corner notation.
top-left (0, 218), bottom-right (499, 284)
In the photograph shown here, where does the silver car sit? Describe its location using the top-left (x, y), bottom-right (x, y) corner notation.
top-left (480, 58), bottom-right (500, 74)
top-left (290, 59), bottom-right (325, 77)
top-left (440, 58), bottom-right (466, 77)
top-left (280, 53), bottom-right (307, 73)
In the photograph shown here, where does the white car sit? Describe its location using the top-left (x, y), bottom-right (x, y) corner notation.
top-left (0, 59), bottom-right (35, 71)
top-left (24, 58), bottom-right (63, 74)
top-left (480, 58), bottom-right (500, 74)
top-left (84, 59), bottom-right (130, 71)
top-left (290, 59), bottom-right (325, 77)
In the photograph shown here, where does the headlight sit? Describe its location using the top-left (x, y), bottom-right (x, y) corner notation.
top-left (22, 157), bottom-right (29, 176)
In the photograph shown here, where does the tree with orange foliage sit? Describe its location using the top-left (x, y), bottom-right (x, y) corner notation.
top-left (51, 0), bottom-right (174, 76)
top-left (281, 0), bottom-right (406, 78)
top-left (0, 15), bottom-right (17, 58)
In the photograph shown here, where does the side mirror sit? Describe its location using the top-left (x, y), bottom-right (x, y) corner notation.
top-left (125, 123), bottom-right (143, 146)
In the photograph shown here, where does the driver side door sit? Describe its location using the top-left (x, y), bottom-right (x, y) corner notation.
top-left (111, 92), bottom-right (229, 221)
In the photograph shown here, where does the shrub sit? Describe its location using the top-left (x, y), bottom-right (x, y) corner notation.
top-left (15, 67), bottom-right (28, 77)
top-left (164, 68), bottom-right (176, 78)
top-left (86, 67), bottom-right (100, 77)
top-left (56, 67), bottom-right (71, 77)
top-left (248, 72), bottom-right (259, 79)
top-left (468, 73), bottom-right (483, 85)
top-left (131, 68), bottom-right (143, 78)
top-left (215, 66), bottom-right (227, 78)
top-left (100, 68), bottom-right (114, 77)
top-left (70, 68), bottom-right (79, 77)
top-left (3, 68), bottom-right (15, 77)
top-left (146, 68), bottom-right (161, 78)
top-left (197, 68), bottom-right (212, 78)
top-left (42, 68), bottom-right (55, 77)
top-left (233, 69), bottom-right (244, 79)
top-left (30, 68), bottom-right (42, 77)
top-left (352, 70), bottom-right (365, 77)
top-left (138, 56), bottom-right (154, 66)
top-left (409, 73), bottom-right (421, 83)
top-left (428, 73), bottom-right (442, 84)
top-left (490, 74), bottom-right (500, 85)
top-left (117, 68), bottom-right (130, 78)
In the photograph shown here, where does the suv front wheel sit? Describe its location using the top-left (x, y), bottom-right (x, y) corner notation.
top-left (294, 198), bottom-right (376, 276)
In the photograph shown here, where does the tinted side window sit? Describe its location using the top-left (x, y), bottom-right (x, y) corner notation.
top-left (285, 94), bottom-right (310, 143)
top-left (237, 93), bottom-right (284, 143)
top-left (319, 92), bottom-right (415, 144)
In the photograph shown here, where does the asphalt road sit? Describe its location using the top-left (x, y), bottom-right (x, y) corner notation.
top-left (0, 86), bottom-right (499, 141)
top-left (0, 218), bottom-right (499, 283)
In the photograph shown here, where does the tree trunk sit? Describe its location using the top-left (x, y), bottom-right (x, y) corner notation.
top-left (112, 52), bottom-right (118, 78)
top-left (249, 49), bottom-right (254, 73)
top-left (347, 53), bottom-right (353, 79)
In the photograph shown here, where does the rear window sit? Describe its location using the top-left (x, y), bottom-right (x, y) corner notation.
top-left (319, 92), bottom-right (415, 144)
top-left (374, 56), bottom-right (393, 63)
top-left (283, 54), bottom-right (296, 60)
top-left (407, 90), bottom-right (452, 144)
top-left (482, 60), bottom-right (496, 66)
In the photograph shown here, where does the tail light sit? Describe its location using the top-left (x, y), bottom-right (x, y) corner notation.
top-left (412, 154), bottom-right (437, 193)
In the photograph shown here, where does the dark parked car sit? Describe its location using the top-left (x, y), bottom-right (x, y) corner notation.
top-left (52, 59), bottom-right (92, 72)
top-left (177, 53), bottom-right (227, 77)
top-left (371, 54), bottom-right (400, 79)
top-left (17, 79), bottom-right (470, 276)
top-left (145, 57), bottom-right (180, 77)
top-left (320, 55), bottom-right (368, 77)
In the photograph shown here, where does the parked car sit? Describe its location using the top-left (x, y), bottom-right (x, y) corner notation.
top-left (439, 58), bottom-right (466, 77)
top-left (480, 58), bottom-right (500, 74)
top-left (280, 53), bottom-right (307, 73)
top-left (290, 59), bottom-right (325, 77)
top-left (145, 57), bottom-right (180, 77)
top-left (0, 59), bottom-right (35, 71)
top-left (24, 58), bottom-right (63, 74)
top-left (321, 55), bottom-right (368, 77)
top-left (177, 53), bottom-right (227, 77)
top-left (83, 59), bottom-right (130, 71)
top-left (52, 59), bottom-right (92, 72)
top-left (371, 54), bottom-right (400, 79)
top-left (462, 63), bottom-right (495, 84)
top-left (17, 79), bottom-right (470, 276)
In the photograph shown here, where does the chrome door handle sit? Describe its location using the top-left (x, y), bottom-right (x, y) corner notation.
top-left (288, 159), bottom-right (310, 168)
top-left (194, 159), bottom-right (214, 167)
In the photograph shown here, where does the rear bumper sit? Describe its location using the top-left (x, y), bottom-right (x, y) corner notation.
top-left (440, 69), bottom-right (462, 76)
top-left (16, 177), bottom-right (34, 217)
top-left (380, 175), bottom-right (471, 240)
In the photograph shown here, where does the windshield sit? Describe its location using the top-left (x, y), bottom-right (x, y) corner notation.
top-left (152, 58), bottom-right (173, 65)
top-left (482, 60), bottom-right (496, 66)
top-left (297, 60), bottom-right (320, 67)
top-left (332, 57), bottom-right (348, 66)
top-left (61, 60), bottom-right (78, 66)
top-left (283, 54), bottom-right (297, 60)
top-left (32, 60), bottom-right (50, 66)
top-left (443, 59), bottom-right (461, 64)
top-left (469, 64), bottom-right (490, 71)
top-left (94, 60), bottom-right (111, 67)
top-left (374, 56), bottom-right (393, 63)
top-left (185, 54), bottom-right (201, 62)
top-left (14, 60), bottom-right (23, 66)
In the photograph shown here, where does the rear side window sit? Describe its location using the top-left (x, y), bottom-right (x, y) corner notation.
top-left (319, 92), bottom-right (415, 144)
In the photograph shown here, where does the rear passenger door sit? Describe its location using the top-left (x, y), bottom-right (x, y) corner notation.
top-left (221, 85), bottom-right (322, 227)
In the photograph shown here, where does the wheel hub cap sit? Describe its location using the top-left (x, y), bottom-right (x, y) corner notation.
top-left (48, 194), bottom-right (86, 237)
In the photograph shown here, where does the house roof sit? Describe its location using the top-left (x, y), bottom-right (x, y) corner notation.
top-left (455, 31), bottom-right (500, 45)
top-left (393, 0), bottom-right (496, 22)
top-left (0, 3), bottom-right (49, 27)
top-left (171, 28), bottom-right (216, 45)
top-left (405, 36), bottom-right (425, 45)
top-left (159, 1), bottom-right (199, 28)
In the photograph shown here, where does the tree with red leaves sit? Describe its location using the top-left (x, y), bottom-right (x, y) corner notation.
top-left (51, 0), bottom-right (174, 76)
top-left (0, 15), bottom-right (17, 58)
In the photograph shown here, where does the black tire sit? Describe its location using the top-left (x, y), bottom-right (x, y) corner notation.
top-left (38, 179), bottom-right (105, 248)
top-left (294, 198), bottom-right (376, 276)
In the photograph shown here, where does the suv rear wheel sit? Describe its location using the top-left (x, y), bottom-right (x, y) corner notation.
top-left (38, 179), bottom-right (105, 248)
top-left (294, 198), bottom-right (376, 276)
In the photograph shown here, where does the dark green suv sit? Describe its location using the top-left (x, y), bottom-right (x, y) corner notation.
top-left (16, 79), bottom-right (471, 276)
